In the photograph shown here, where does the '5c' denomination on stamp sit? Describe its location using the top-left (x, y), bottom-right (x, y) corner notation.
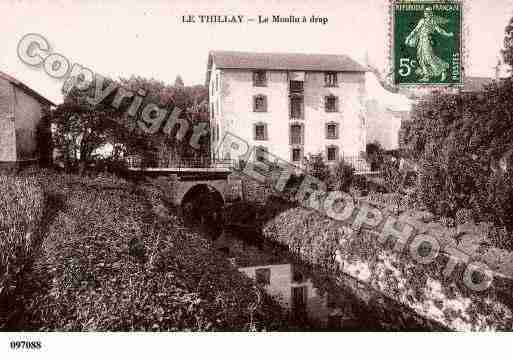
top-left (392, 0), bottom-right (463, 86)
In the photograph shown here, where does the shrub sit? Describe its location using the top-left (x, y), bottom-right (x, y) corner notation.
top-left (350, 175), bottom-right (369, 196)
top-left (381, 158), bottom-right (403, 193)
top-left (304, 154), bottom-right (330, 182)
top-left (329, 161), bottom-right (355, 193)
top-left (365, 142), bottom-right (385, 171)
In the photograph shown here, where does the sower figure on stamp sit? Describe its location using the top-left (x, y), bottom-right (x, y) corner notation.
top-left (405, 7), bottom-right (454, 82)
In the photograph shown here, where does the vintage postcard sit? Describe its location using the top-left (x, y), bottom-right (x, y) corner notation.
top-left (0, 0), bottom-right (512, 357)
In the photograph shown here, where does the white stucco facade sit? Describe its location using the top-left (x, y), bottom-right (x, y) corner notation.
top-left (208, 52), bottom-right (368, 167)
top-left (364, 72), bottom-right (413, 150)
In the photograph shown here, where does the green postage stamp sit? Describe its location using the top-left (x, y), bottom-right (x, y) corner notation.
top-left (392, 0), bottom-right (463, 85)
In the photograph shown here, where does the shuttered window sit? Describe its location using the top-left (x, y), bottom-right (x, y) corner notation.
top-left (254, 122), bottom-right (268, 141)
top-left (325, 95), bottom-right (339, 112)
top-left (291, 147), bottom-right (303, 162)
top-left (290, 80), bottom-right (304, 92)
top-left (253, 95), bottom-right (267, 112)
top-left (326, 122), bottom-right (339, 139)
top-left (327, 146), bottom-right (339, 162)
top-left (253, 70), bottom-right (267, 87)
top-left (289, 124), bottom-right (303, 145)
top-left (290, 96), bottom-right (303, 119)
top-left (325, 72), bottom-right (338, 87)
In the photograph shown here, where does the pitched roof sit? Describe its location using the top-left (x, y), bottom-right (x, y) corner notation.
top-left (462, 76), bottom-right (495, 93)
top-left (0, 71), bottom-right (55, 106)
top-left (206, 50), bottom-right (368, 84)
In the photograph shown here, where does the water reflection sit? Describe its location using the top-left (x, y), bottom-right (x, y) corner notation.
top-left (211, 227), bottom-right (448, 331)
top-left (214, 228), bottom-right (389, 330)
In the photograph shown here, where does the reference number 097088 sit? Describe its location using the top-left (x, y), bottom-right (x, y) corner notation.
top-left (10, 341), bottom-right (42, 350)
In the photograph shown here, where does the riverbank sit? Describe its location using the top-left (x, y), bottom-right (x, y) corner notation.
top-left (1, 170), bottom-right (289, 331)
top-left (260, 200), bottom-right (513, 331)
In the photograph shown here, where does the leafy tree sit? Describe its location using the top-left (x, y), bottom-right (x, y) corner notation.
top-left (304, 153), bottom-right (331, 182)
top-left (405, 79), bottom-right (513, 247)
top-left (365, 141), bottom-right (385, 171)
top-left (48, 75), bottom-right (209, 172)
top-left (50, 86), bottom-right (129, 172)
top-left (330, 161), bottom-right (355, 193)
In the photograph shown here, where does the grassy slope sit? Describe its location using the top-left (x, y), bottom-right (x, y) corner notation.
top-left (0, 175), bottom-right (44, 327)
top-left (7, 171), bottom-right (287, 331)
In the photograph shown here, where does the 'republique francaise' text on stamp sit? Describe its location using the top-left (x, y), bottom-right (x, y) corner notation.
top-left (392, 1), bottom-right (462, 86)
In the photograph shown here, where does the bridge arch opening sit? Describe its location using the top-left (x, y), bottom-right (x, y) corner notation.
top-left (181, 184), bottom-right (225, 227)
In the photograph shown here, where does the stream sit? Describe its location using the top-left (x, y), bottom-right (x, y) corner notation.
top-left (192, 216), bottom-right (447, 331)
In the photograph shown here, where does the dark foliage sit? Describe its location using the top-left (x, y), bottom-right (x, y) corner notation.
top-left (329, 160), bottom-right (355, 193)
top-left (47, 75), bottom-right (210, 173)
top-left (365, 142), bottom-right (386, 171)
top-left (405, 80), bottom-right (513, 248)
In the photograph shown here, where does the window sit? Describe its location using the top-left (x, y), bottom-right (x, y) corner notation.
top-left (255, 146), bottom-right (268, 162)
top-left (289, 124), bottom-right (303, 145)
top-left (255, 268), bottom-right (271, 285)
top-left (291, 147), bottom-right (303, 162)
top-left (325, 95), bottom-right (339, 112)
top-left (327, 146), bottom-right (339, 162)
top-left (216, 73), bottom-right (219, 91)
top-left (290, 80), bottom-right (304, 93)
top-left (254, 123), bottom-right (268, 141)
top-left (325, 72), bottom-right (338, 87)
top-left (253, 70), bottom-right (267, 86)
top-left (253, 95), bottom-right (267, 112)
top-left (326, 122), bottom-right (339, 139)
top-left (210, 103), bottom-right (214, 120)
top-left (290, 95), bottom-right (303, 119)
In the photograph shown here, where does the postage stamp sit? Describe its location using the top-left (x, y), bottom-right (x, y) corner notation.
top-left (392, 0), bottom-right (463, 85)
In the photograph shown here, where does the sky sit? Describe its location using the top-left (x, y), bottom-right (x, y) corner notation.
top-left (1, 0), bottom-right (512, 104)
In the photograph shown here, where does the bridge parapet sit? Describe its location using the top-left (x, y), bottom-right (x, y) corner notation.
top-left (130, 164), bottom-right (244, 207)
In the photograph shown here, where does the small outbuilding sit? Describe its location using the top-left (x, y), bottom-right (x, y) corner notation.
top-left (0, 71), bottom-right (55, 170)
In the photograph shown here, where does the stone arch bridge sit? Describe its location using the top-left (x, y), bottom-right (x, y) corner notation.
top-left (128, 166), bottom-right (242, 207)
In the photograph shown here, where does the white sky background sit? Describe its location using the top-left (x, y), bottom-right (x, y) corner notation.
top-left (0, 0), bottom-right (512, 104)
